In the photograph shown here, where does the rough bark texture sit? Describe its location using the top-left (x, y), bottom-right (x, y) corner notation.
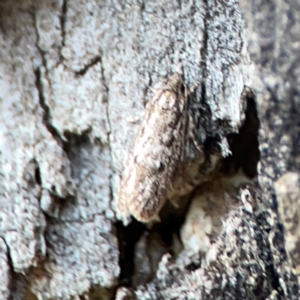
top-left (0, 0), bottom-right (299, 299)
top-left (240, 0), bottom-right (300, 285)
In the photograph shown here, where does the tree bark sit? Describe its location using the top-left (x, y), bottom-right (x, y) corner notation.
top-left (0, 0), bottom-right (299, 299)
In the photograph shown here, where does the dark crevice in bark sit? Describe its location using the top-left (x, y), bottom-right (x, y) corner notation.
top-left (32, 9), bottom-right (66, 147)
top-left (200, 0), bottom-right (209, 94)
top-left (35, 163), bottom-right (42, 185)
top-left (75, 55), bottom-right (102, 76)
top-left (60, 0), bottom-right (67, 48)
top-left (116, 200), bottom-right (191, 288)
top-left (33, 67), bottom-right (65, 145)
top-left (220, 91), bottom-right (260, 178)
top-left (58, 0), bottom-right (68, 63)
top-left (116, 220), bottom-right (147, 287)
top-left (62, 129), bottom-right (91, 177)
top-left (153, 204), bottom-right (187, 248)
top-left (1, 237), bottom-right (13, 299)
top-left (23, 159), bottom-right (42, 187)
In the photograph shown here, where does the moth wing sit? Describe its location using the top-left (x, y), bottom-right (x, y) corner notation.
top-left (116, 87), bottom-right (186, 222)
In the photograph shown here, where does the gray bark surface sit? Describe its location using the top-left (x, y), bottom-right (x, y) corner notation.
top-left (240, 0), bottom-right (300, 286)
top-left (0, 0), bottom-right (299, 299)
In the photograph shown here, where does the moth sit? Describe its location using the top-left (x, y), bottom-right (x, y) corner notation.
top-left (116, 74), bottom-right (205, 222)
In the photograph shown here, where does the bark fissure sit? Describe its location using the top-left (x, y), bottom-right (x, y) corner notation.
top-left (33, 68), bottom-right (63, 144)
top-left (60, 0), bottom-right (67, 49)
top-left (221, 91), bottom-right (260, 178)
top-left (32, 9), bottom-right (65, 145)
top-left (75, 55), bottom-right (101, 77)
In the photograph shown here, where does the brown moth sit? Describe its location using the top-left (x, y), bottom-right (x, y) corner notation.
top-left (116, 74), bottom-right (202, 222)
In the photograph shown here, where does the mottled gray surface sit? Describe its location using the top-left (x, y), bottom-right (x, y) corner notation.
top-left (0, 0), bottom-right (299, 299)
top-left (240, 0), bottom-right (300, 180)
top-left (135, 184), bottom-right (298, 299)
top-left (0, 1), bottom-right (119, 298)
top-left (240, 0), bottom-right (300, 285)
